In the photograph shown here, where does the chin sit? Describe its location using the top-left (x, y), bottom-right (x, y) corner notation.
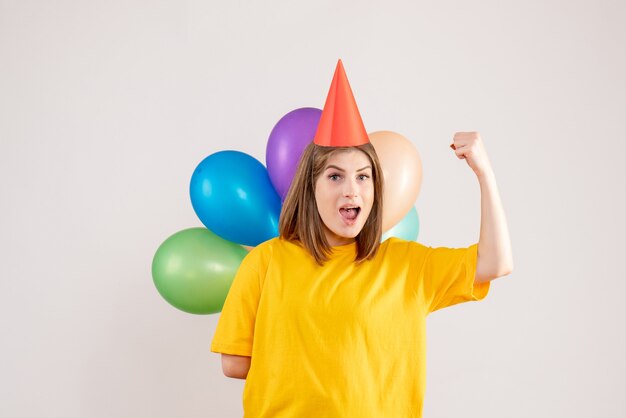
top-left (336, 225), bottom-right (364, 239)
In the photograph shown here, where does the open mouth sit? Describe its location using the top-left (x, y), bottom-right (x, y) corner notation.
top-left (339, 206), bottom-right (361, 223)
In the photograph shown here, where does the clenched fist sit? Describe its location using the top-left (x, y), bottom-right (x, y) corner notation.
top-left (450, 131), bottom-right (493, 177)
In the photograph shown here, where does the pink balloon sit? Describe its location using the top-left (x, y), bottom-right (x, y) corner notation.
top-left (369, 131), bottom-right (423, 232)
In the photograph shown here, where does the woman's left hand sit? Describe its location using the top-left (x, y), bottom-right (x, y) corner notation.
top-left (450, 131), bottom-right (493, 177)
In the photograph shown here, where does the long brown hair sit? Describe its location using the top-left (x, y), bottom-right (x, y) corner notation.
top-left (279, 142), bottom-right (384, 265)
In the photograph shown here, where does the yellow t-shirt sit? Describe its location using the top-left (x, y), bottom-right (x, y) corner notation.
top-left (210, 237), bottom-right (490, 417)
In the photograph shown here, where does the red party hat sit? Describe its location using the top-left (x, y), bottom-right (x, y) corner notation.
top-left (313, 59), bottom-right (369, 147)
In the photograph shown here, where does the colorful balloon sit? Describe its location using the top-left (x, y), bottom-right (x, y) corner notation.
top-left (152, 227), bottom-right (248, 314)
top-left (266, 107), bottom-right (322, 201)
top-left (190, 150), bottom-right (281, 247)
top-left (381, 206), bottom-right (420, 242)
top-left (369, 131), bottom-right (423, 232)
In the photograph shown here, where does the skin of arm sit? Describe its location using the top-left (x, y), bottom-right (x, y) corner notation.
top-left (451, 132), bottom-right (514, 284)
top-left (221, 353), bottom-right (251, 379)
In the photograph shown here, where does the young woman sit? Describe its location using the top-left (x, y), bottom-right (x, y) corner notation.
top-left (211, 61), bottom-right (513, 417)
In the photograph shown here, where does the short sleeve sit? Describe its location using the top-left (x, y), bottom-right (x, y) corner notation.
top-left (210, 250), bottom-right (263, 356)
top-left (420, 243), bottom-right (490, 314)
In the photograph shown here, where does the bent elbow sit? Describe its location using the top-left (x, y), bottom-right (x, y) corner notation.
top-left (496, 263), bottom-right (514, 278)
top-left (501, 259), bottom-right (514, 276)
top-left (493, 255), bottom-right (514, 278)
top-left (475, 262), bottom-right (513, 283)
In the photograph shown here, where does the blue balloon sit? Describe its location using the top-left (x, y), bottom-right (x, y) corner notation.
top-left (190, 151), bottom-right (281, 246)
top-left (382, 206), bottom-right (420, 242)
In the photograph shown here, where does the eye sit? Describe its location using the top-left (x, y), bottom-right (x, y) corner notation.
top-left (328, 173), bottom-right (341, 181)
top-left (358, 174), bottom-right (370, 181)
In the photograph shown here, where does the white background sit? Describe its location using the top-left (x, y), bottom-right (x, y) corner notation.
top-left (1, 0), bottom-right (624, 416)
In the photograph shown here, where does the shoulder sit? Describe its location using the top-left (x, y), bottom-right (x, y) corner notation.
top-left (248, 236), bottom-right (302, 255)
top-left (380, 237), bottom-right (430, 255)
top-left (241, 237), bottom-right (303, 269)
top-left (382, 237), bottom-right (473, 253)
top-left (378, 238), bottom-right (444, 267)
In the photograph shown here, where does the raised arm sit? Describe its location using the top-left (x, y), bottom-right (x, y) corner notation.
top-left (451, 132), bottom-right (514, 283)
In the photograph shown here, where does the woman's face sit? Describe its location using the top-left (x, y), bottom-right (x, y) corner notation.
top-left (314, 149), bottom-right (374, 247)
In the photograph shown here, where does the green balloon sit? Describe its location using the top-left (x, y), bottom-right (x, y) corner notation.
top-left (382, 206), bottom-right (420, 242)
top-left (152, 227), bottom-right (248, 314)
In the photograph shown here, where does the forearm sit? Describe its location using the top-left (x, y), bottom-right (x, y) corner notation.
top-left (475, 168), bottom-right (513, 282)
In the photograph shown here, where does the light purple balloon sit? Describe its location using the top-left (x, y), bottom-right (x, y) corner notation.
top-left (266, 107), bottom-right (322, 201)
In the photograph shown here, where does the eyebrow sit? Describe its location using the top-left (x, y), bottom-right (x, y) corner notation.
top-left (325, 164), bottom-right (372, 172)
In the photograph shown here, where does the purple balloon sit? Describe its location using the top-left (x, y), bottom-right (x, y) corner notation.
top-left (266, 107), bottom-right (322, 201)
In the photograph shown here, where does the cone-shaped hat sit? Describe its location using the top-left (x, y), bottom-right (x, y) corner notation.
top-left (313, 59), bottom-right (369, 147)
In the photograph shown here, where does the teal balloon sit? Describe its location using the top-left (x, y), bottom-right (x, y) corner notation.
top-left (382, 206), bottom-right (420, 242)
top-left (152, 227), bottom-right (248, 315)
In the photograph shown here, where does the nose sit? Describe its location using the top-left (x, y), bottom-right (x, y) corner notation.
top-left (343, 177), bottom-right (359, 198)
